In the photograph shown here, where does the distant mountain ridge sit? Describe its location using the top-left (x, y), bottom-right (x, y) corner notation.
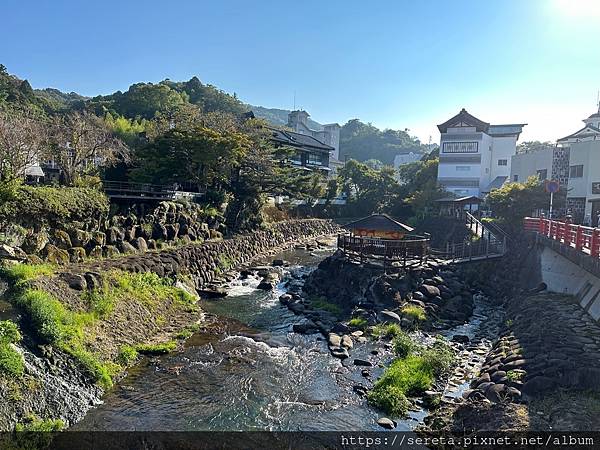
top-left (1, 64), bottom-right (430, 164)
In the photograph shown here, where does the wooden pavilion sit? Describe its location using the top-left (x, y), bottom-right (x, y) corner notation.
top-left (337, 214), bottom-right (430, 269)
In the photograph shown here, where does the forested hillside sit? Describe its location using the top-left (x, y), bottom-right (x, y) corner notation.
top-left (339, 119), bottom-right (428, 165)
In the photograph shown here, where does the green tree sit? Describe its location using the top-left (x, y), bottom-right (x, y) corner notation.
top-left (338, 159), bottom-right (400, 215)
top-left (486, 176), bottom-right (553, 225)
top-left (132, 125), bottom-right (250, 193)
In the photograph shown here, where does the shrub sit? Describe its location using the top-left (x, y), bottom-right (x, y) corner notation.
top-left (372, 323), bottom-right (402, 339)
top-left (506, 370), bottom-right (526, 382)
top-left (348, 317), bottom-right (368, 330)
top-left (392, 331), bottom-right (420, 358)
top-left (136, 341), bottom-right (176, 355)
top-left (117, 345), bottom-right (139, 366)
top-left (421, 337), bottom-right (454, 377)
top-left (368, 355), bottom-right (434, 417)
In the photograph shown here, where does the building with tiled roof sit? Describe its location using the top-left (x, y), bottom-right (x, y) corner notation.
top-left (436, 108), bottom-right (526, 199)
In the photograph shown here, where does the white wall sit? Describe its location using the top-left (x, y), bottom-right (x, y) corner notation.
top-left (490, 136), bottom-right (518, 181)
top-left (510, 149), bottom-right (553, 183)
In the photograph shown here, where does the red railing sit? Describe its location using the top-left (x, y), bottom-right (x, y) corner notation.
top-left (524, 217), bottom-right (600, 257)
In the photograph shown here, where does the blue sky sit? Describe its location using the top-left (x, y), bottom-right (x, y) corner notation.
top-left (2, 0), bottom-right (600, 143)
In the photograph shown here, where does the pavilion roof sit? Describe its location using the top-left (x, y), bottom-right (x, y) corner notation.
top-left (343, 214), bottom-right (414, 233)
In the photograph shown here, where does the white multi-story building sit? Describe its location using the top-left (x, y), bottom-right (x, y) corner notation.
top-left (558, 108), bottom-right (600, 225)
top-left (436, 109), bottom-right (526, 197)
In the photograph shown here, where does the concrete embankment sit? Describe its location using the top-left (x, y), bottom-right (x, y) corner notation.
top-left (0, 219), bottom-right (338, 431)
top-left (424, 235), bottom-right (600, 432)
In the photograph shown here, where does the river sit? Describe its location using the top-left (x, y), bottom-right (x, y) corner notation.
top-left (75, 243), bottom-right (501, 432)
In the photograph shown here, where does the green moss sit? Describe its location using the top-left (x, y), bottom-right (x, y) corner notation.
top-left (117, 345), bottom-right (138, 366)
top-left (175, 323), bottom-right (201, 339)
top-left (348, 317), bottom-right (368, 329)
top-left (15, 415), bottom-right (64, 432)
top-left (372, 323), bottom-right (402, 339)
top-left (506, 369), bottom-right (526, 382)
top-left (0, 344), bottom-right (24, 377)
top-left (0, 263), bottom-right (55, 285)
top-left (310, 296), bottom-right (343, 316)
top-left (0, 320), bottom-right (22, 344)
top-left (136, 341), bottom-right (176, 355)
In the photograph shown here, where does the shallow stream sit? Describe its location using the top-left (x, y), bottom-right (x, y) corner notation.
top-left (75, 245), bottom-right (502, 431)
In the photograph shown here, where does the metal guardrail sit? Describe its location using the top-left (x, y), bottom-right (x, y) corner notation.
top-left (432, 212), bottom-right (507, 262)
top-left (524, 217), bottom-right (600, 257)
top-left (103, 181), bottom-right (205, 201)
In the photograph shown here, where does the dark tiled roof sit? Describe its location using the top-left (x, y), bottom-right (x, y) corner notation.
top-left (343, 214), bottom-right (414, 233)
top-left (438, 108), bottom-right (490, 133)
top-left (557, 124), bottom-right (600, 142)
top-left (269, 127), bottom-right (333, 153)
top-left (587, 111), bottom-right (600, 119)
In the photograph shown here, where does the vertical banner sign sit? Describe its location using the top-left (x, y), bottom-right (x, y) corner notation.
top-left (545, 180), bottom-right (560, 218)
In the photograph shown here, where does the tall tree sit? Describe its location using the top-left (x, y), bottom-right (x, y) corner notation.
top-left (49, 111), bottom-right (130, 186)
top-left (0, 109), bottom-right (48, 181)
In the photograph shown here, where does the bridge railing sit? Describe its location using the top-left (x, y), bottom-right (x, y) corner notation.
top-left (524, 217), bottom-right (600, 257)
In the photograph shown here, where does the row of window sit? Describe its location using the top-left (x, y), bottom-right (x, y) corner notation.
top-left (451, 159), bottom-right (507, 172)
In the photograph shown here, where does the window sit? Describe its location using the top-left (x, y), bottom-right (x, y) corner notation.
top-left (570, 165), bottom-right (584, 178)
top-left (307, 153), bottom-right (323, 165)
top-left (513, 175), bottom-right (519, 182)
top-left (536, 169), bottom-right (548, 180)
top-left (456, 166), bottom-right (471, 171)
top-left (498, 159), bottom-right (508, 166)
top-left (442, 142), bottom-right (478, 153)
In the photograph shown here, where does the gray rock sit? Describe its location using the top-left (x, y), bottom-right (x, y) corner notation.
top-left (341, 335), bottom-right (353, 349)
top-left (330, 347), bottom-right (349, 359)
top-left (419, 284), bottom-right (441, 298)
top-left (353, 358), bottom-right (373, 367)
top-left (328, 333), bottom-right (342, 347)
top-left (377, 417), bottom-right (396, 429)
top-left (377, 310), bottom-right (402, 324)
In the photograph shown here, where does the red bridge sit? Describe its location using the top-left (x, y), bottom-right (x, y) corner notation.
top-left (524, 217), bottom-right (600, 258)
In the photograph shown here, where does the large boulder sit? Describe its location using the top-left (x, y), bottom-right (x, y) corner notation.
top-left (377, 310), bottom-right (402, 324)
top-left (118, 241), bottom-right (138, 255)
top-left (43, 244), bottom-right (70, 265)
top-left (103, 245), bottom-right (120, 258)
top-left (0, 244), bottom-right (26, 261)
top-left (53, 230), bottom-right (72, 250)
top-left (68, 229), bottom-right (92, 248)
top-left (419, 284), bottom-right (441, 298)
top-left (106, 226), bottom-right (125, 245)
top-left (152, 224), bottom-right (168, 241)
top-left (133, 237), bottom-right (148, 253)
top-left (91, 231), bottom-right (106, 247)
top-left (22, 230), bottom-right (49, 254)
top-left (68, 247), bottom-right (87, 263)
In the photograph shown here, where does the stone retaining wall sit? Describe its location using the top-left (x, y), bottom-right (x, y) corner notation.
top-left (64, 219), bottom-right (339, 292)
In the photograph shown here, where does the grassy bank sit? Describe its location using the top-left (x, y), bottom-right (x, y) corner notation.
top-left (1, 263), bottom-right (199, 389)
top-left (368, 334), bottom-right (454, 417)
